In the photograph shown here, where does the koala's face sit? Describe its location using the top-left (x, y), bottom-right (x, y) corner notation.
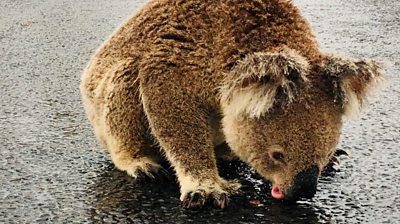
top-left (220, 49), bottom-right (383, 201)
top-left (223, 96), bottom-right (342, 201)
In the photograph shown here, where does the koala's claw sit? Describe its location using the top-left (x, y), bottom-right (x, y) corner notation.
top-left (126, 161), bottom-right (172, 182)
top-left (334, 149), bottom-right (349, 157)
top-left (330, 156), bottom-right (340, 166)
top-left (324, 149), bottom-right (349, 174)
top-left (147, 166), bottom-right (173, 182)
top-left (182, 191), bottom-right (206, 209)
top-left (210, 192), bottom-right (228, 209)
top-left (145, 166), bottom-right (169, 179)
top-left (181, 191), bottom-right (229, 209)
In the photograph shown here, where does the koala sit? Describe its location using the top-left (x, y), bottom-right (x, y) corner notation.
top-left (80, 0), bottom-right (383, 209)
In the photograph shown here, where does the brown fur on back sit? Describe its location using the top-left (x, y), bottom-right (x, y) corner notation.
top-left (83, 0), bottom-right (320, 107)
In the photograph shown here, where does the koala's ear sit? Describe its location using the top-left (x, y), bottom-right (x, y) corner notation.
top-left (321, 55), bottom-right (384, 118)
top-left (220, 48), bottom-right (310, 118)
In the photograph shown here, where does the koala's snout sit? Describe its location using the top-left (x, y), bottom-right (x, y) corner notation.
top-left (284, 165), bottom-right (319, 201)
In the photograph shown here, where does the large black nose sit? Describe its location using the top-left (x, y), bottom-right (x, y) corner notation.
top-left (286, 165), bottom-right (319, 201)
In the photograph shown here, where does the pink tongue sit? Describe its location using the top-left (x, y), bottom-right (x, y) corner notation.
top-left (271, 185), bottom-right (285, 200)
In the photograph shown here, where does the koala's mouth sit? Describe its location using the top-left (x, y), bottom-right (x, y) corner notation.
top-left (270, 165), bottom-right (320, 201)
top-left (271, 184), bottom-right (285, 200)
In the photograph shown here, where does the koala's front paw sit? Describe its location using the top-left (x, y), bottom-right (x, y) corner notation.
top-left (180, 179), bottom-right (241, 209)
top-left (182, 190), bottom-right (228, 209)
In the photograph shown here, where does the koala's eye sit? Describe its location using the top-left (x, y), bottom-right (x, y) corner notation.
top-left (268, 147), bottom-right (286, 165)
top-left (268, 146), bottom-right (286, 166)
top-left (272, 151), bottom-right (284, 161)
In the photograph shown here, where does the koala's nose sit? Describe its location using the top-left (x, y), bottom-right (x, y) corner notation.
top-left (286, 165), bottom-right (319, 201)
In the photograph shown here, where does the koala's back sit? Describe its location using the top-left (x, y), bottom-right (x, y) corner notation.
top-left (82, 0), bottom-right (320, 108)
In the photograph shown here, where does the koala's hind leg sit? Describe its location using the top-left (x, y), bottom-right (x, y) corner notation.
top-left (82, 59), bottom-right (164, 179)
top-left (140, 79), bottom-right (241, 209)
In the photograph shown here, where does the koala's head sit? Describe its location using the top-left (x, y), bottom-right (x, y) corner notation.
top-left (220, 47), bottom-right (383, 201)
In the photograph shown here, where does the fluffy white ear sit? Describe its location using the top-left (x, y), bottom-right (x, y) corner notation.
top-left (219, 48), bottom-right (310, 118)
top-left (321, 55), bottom-right (384, 118)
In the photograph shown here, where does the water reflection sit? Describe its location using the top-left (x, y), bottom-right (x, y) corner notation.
top-left (86, 161), bottom-right (330, 223)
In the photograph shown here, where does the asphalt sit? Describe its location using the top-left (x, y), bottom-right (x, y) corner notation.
top-left (0, 0), bottom-right (399, 223)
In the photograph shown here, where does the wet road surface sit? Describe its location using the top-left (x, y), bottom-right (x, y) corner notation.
top-left (1, 0), bottom-right (399, 223)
